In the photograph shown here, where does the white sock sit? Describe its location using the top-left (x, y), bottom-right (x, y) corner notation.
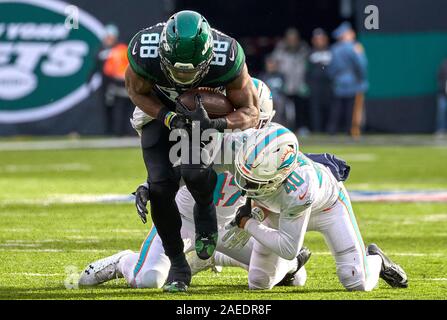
top-left (214, 252), bottom-right (248, 270)
top-left (363, 254), bottom-right (382, 291)
top-left (287, 258), bottom-right (298, 274)
top-left (117, 252), bottom-right (139, 285)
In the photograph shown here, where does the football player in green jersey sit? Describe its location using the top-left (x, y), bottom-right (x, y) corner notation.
top-left (125, 10), bottom-right (259, 292)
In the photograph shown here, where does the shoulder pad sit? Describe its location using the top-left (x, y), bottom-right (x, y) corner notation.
top-left (201, 29), bottom-right (245, 87)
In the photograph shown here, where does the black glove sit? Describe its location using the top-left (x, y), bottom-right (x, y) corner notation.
top-left (157, 106), bottom-right (190, 131)
top-left (133, 184), bottom-right (150, 224)
top-left (230, 198), bottom-right (252, 228)
top-left (176, 94), bottom-right (227, 132)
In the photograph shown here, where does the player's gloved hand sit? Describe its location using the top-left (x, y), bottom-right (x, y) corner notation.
top-left (223, 200), bottom-right (264, 250)
top-left (157, 106), bottom-right (190, 131)
top-left (230, 198), bottom-right (252, 228)
top-left (222, 226), bottom-right (251, 250)
top-left (133, 183), bottom-right (150, 224)
top-left (176, 94), bottom-right (227, 132)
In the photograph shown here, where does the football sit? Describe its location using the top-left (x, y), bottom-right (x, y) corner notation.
top-left (178, 88), bottom-right (235, 119)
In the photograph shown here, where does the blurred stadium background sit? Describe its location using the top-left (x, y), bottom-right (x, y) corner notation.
top-left (0, 0), bottom-right (446, 300)
top-left (1, 0), bottom-right (447, 135)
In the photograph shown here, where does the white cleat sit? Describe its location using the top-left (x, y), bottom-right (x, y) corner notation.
top-left (78, 250), bottom-right (132, 286)
top-left (186, 251), bottom-right (222, 275)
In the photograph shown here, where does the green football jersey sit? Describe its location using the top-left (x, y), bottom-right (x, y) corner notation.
top-left (127, 23), bottom-right (245, 104)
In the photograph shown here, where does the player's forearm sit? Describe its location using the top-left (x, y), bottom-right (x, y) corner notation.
top-left (128, 91), bottom-right (164, 119)
top-left (244, 219), bottom-right (300, 260)
top-left (125, 66), bottom-right (165, 119)
top-left (225, 106), bottom-right (259, 130)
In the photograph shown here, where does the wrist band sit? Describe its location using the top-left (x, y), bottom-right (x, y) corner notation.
top-left (164, 111), bottom-right (176, 129)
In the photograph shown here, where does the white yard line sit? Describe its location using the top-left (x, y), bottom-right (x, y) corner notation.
top-left (0, 163), bottom-right (91, 173)
top-left (0, 137), bottom-right (140, 151)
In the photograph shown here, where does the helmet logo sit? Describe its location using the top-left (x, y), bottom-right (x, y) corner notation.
top-left (160, 30), bottom-right (171, 52)
top-left (202, 35), bottom-right (212, 56)
top-left (278, 147), bottom-right (297, 170)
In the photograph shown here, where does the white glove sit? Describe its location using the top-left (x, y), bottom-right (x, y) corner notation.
top-left (222, 225), bottom-right (251, 250)
top-left (222, 206), bottom-right (265, 250)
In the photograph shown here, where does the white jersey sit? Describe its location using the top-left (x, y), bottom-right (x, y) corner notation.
top-left (214, 122), bottom-right (340, 218)
top-left (254, 154), bottom-right (340, 218)
top-left (175, 172), bottom-right (246, 227)
top-left (215, 122), bottom-right (342, 260)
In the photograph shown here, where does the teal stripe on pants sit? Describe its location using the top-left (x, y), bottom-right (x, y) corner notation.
top-left (339, 189), bottom-right (369, 278)
top-left (133, 226), bottom-right (157, 277)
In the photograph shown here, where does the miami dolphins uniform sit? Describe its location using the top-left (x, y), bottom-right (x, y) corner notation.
top-left (116, 173), bottom-right (299, 289)
top-left (217, 123), bottom-right (383, 291)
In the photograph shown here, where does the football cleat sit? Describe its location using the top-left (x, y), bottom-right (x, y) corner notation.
top-left (276, 247), bottom-right (312, 286)
top-left (78, 250), bottom-right (132, 286)
top-left (195, 232), bottom-right (218, 260)
top-left (186, 251), bottom-right (221, 275)
top-left (163, 254), bottom-right (192, 293)
top-left (367, 243), bottom-right (408, 288)
top-left (163, 281), bottom-right (188, 293)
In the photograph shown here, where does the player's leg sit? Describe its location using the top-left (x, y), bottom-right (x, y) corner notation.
top-left (119, 220), bottom-right (196, 288)
top-left (310, 185), bottom-right (382, 291)
top-left (140, 120), bottom-right (191, 290)
top-left (181, 159), bottom-right (219, 260)
top-left (248, 239), bottom-right (298, 290)
top-left (118, 226), bottom-right (167, 288)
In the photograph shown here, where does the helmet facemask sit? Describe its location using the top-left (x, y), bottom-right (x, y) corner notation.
top-left (234, 166), bottom-right (284, 198)
top-left (159, 11), bottom-right (215, 89)
top-left (160, 51), bottom-right (213, 88)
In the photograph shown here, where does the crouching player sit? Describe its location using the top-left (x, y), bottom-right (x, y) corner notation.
top-left (220, 125), bottom-right (408, 291)
top-left (78, 79), bottom-right (309, 289)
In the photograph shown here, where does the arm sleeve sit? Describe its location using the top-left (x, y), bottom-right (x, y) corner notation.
top-left (244, 207), bottom-right (312, 260)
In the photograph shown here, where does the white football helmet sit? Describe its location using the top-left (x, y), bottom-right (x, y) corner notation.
top-left (252, 78), bottom-right (276, 129)
top-left (234, 124), bottom-right (300, 198)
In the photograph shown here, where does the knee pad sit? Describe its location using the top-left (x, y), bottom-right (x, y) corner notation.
top-left (137, 269), bottom-right (166, 289)
top-left (248, 268), bottom-right (274, 290)
top-left (336, 262), bottom-right (366, 291)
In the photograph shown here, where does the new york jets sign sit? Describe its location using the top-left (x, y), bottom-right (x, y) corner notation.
top-left (0, 0), bottom-right (105, 123)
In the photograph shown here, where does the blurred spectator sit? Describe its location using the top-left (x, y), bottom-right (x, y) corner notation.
top-left (94, 24), bottom-right (134, 136)
top-left (271, 28), bottom-right (311, 133)
top-left (259, 56), bottom-right (296, 129)
top-left (327, 22), bottom-right (368, 136)
top-left (436, 59), bottom-right (447, 136)
top-left (306, 28), bottom-right (332, 133)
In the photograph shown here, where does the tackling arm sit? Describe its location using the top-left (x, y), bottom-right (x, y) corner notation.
top-left (224, 64), bottom-right (260, 130)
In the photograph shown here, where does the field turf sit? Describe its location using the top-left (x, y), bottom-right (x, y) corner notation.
top-left (0, 140), bottom-right (446, 300)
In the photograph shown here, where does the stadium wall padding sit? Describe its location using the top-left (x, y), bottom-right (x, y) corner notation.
top-left (356, 0), bottom-right (447, 133)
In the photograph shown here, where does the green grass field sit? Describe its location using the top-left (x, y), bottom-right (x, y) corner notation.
top-left (1, 140), bottom-right (446, 299)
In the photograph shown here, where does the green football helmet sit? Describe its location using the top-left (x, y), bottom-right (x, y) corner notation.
top-left (159, 10), bottom-right (214, 88)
